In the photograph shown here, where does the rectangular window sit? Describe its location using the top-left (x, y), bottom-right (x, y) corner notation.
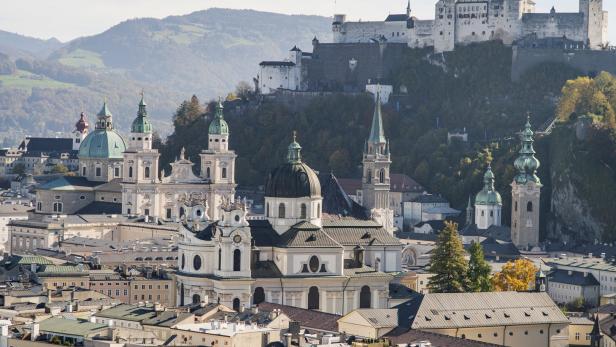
top-left (144, 209), bottom-right (150, 216)
top-left (166, 209), bottom-right (172, 219)
top-left (114, 167), bottom-right (120, 177)
top-left (96, 167), bottom-right (102, 177)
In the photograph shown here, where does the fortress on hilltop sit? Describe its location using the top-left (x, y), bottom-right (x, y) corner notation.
top-left (333, 0), bottom-right (607, 52)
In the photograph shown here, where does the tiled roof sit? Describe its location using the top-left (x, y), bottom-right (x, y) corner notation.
top-left (547, 259), bottom-right (616, 273)
top-left (19, 138), bottom-right (73, 153)
top-left (411, 292), bottom-right (568, 329)
top-left (37, 265), bottom-right (88, 276)
top-left (319, 173), bottom-right (370, 220)
top-left (260, 61), bottom-right (296, 67)
top-left (76, 202), bottom-right (122, 215)
top-left (385, 328), bottom-right (500, 347)
top-left (385, 14), bottom-right (410, 22)
top-left (351, 309), bottom-right (398, 328)
top-left (38, 317), bottom-right (108, 337)
top-left (548, 269), bottom-right (600, 286)
top-left (142, 311), bottom-right (190, 327)
top-left (278, 227), bottom-right (341, 249)
top-left (324, 225), bottom-right (401, 247)
top-left (344, 265), bottom-right (392, 279)
top-left (257, 302), bottom-right (340, 332)
top-left (411, 194), bottom-right (449, 204)
top-left (460, 224), bottom-right (512, 242)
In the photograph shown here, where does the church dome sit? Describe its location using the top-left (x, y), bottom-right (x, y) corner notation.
top-left (208, 100), bottom-right (229, 135)
top-left (265, 136), bottom-right (321, 198)
top-left (78, 102), bottom-right (127, 159)
top-left (475, 164), bottom-right (502, 206)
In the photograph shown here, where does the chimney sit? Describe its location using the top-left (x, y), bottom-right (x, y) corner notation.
top-left (240, 305), bottom-right (245, 313)
top-left (284, 333), bottom-right (292, 347)
top-left (89, 316), bottom-right (96, 323)
top-left (30, 323), bottom-right (40, 341)
top-left (251, 306), bottom-right (258, 314)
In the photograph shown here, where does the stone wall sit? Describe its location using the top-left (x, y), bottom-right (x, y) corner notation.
top-left (511, 46), bottom-right (616, 80)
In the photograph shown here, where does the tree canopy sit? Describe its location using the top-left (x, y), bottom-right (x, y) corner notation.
top-left (428, 221), bottom-right (469, 293)
top-left (491, 259), bottom-right (537, 292)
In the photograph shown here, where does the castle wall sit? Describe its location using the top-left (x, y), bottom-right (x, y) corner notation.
top-left (511, 46), bottom-right (616, 80)
top-left (337, 21), bottom-right (409, 44)
top-left (305, 42), bottom-right (408, 92)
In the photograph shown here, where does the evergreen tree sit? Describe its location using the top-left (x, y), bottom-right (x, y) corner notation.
top-left (467, 241), bottom-right (493, 292)
top-left (427, 221), bottom-right (469, 293)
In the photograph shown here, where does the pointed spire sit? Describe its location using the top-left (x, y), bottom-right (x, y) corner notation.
top-left (132, 92), bottom-right (152, 134)
top-left (208, 97), bottom-right (229, 135)
top-left (407, 0), bottom-right (412, 16)
top-left (287, 131), bottom-right (302, 164)
top-left (368, 91), bottom-right (386, 144)
top-left (483, 163), bottom-right (495, 192)
top-left (514, 114), bottom-right (541, 184)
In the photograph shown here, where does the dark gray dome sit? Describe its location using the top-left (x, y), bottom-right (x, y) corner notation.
top-left (265, 162), bottom-right (321, 198)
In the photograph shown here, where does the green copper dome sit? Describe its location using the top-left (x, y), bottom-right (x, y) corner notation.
top-left (131, 95), bottom-right (153, 134)
top-left (79, 101), bottom-right (127, 159)
top-left (208, 100), bottom-right (229, 135)
top-left (475, 164), bottom-right (502, 205)
top-left (514, 117), bottom-right (541, 185)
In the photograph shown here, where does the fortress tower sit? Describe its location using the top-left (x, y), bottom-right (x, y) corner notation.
top-left (580, 0), bottom-right (607, 49)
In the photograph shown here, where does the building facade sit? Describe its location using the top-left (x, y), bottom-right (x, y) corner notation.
top-left (175, 132), bottom-right (402, 315)
top-left (333, 0), bottom-right (607, 53)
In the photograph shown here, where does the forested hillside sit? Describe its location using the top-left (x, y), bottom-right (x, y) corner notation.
top-left (0, 8), bottom-right (331, 142)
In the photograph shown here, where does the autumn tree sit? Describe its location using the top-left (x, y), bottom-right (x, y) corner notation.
top-left (491, 259), bottom-right (537, 292)
top-left (50, 164), bottom-right (69, 174)
top-left (557, 72), bottom-right (616, 128)
top-left (467, 242), bottom-right (493, 292)
top-left (428, 221), bottom-right (469, 293)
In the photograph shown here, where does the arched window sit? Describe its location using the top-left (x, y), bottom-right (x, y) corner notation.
top-left (253, 287), bottom-right (265, 305)
top-left (266, 203), bottom-right (270, 217)
top-left (360, 286), bottom-right (371, 308)
top-left (379, 169), bottom-right (385, 183)
top-left (490, 211), bottom-right (494, 217)
top-left (222, 167), bottom-right (227, 179)
top-left (374, 257), bottom-right (381, 271)
top-left (206, 167), bottom-right (211, 178)
top-left (233, 249), bottom-right (241, 271)
top-left (233, 298), bottom-right (241, 312)
top-left (367, 170), bottom-right (372, 183)
top-left (317, 204), bottom-right (321, 218)
top-left (515, 201), bottom-right (518, 212)
top-left (216, 248), bottom-right (224, 274)
top-left (527, 202), bottom-right (533, 212)
top-left (95, 167), bottom-right (102, 177)
top-left (308, 286), bottom-right (319, 310)
top-left (53, 202), bottom-right (63, 213)
top-left (129, 167), bottom-right (133, 178)
top-left (193, 255), bottom-right (202, 270)
top-left (114, 167), bottom-right (120, 177)
top-left (300, 204), bottom-right (307, 219)
top-left (192, 294), bottom-right (201, 304)
top-left (144, 167), bottom-right (150, 178)
top-left (82, 167), bottom-right (86, 176)
top-left (278, 203), bottom-right (286, 218)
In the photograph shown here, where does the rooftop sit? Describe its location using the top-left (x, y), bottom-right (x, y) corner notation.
top-left (257, 302), bottom-right (340, 333)
top-left (410, 292), bottom-right (568, 329)
top-left (94, 304), bottom-right (157, 322)
top-left (38, 317), bottom-right (108, 338)
top-left (548, 269), bottom-right (600, 286)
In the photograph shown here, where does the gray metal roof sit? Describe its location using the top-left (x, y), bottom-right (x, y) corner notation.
top-left (411, 292), bottom-right (568, 329)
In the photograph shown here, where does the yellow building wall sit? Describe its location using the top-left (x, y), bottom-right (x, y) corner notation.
top-left (569, 323), bottom-right (593, 346)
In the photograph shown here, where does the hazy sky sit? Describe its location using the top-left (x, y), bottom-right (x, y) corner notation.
top-left (1, 0), bottom-right (615, 42)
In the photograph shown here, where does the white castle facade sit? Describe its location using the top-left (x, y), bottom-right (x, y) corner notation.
top-left (333, 0), bottom-right (607, 52)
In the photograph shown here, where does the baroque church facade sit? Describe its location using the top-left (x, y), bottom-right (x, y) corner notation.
top-left (333, 0), bottom-right (607, 52)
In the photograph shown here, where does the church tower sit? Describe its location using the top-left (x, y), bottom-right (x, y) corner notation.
top-left (406, 0), bottom-right (412, 17)
top-left (361, 92), bottom-right (394, 232)
top-left (122, 94), bottom-right (160, 217)
top-left (200, 100), bottom-right (237, 220)
top-left (474, 164), bottom-right (502, 230)
top-left (511, 117), bottom-right (542, 249)
top-left (73, 113), bottom-right (89, 151)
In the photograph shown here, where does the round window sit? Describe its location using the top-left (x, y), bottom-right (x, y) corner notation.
top-left (234, 215), bottom-right (240, 222)
top-left (196, 209), bottom-right (202, 217)
top-left (193, 255), bottom-right (202, 270)
top-left (309, 256), bottom-right (319, 273)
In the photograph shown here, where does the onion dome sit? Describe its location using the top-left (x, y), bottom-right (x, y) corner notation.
top-left (131, 94), bottom-right (153, 134)
top-left (75, 113), bottom-right (89, 133)
top-left (265, 133), bottom-right (321, 198)
top-left (208, 99), bottom-right (229, 135)
top-left (514, 116), bottom-right (541, 184)
top-left (78, 101), bottom-right (127, 159)
top-left (475, 164), bottom-right (502, 205)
